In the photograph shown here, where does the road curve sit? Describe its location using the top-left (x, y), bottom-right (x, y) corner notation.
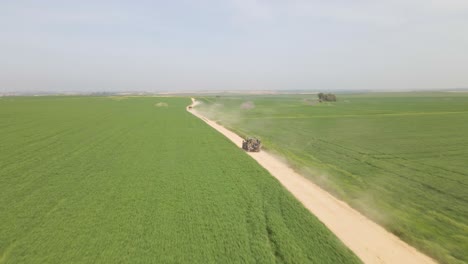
top-left (187, 98), bottom-right (436, 264)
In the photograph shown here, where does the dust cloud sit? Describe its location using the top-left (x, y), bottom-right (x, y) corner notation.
top-left (240, 101), bottom-right (255, 110)
top-left (188, 105), bottom-right (436, 263)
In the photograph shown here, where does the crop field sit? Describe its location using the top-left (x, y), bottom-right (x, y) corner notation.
top-left (197, 92), bottom-right (468, 264)
top-left (0, 96), bottom-right (360, 263)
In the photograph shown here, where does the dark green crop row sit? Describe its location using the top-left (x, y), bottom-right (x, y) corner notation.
top-left (0, 96), bottom-right (359, 263)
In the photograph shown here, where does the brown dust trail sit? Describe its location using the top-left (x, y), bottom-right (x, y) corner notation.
top-left (188, 98), bottom-right (436, 264)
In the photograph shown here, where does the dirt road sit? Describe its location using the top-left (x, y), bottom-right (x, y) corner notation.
top-left (187, 98), bottom-right (436, 264)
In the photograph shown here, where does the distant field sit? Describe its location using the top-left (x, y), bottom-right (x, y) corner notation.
top-left (0, 96), bottom-right (359, 263)
top-left (197, 92), bottom-right (468, 264)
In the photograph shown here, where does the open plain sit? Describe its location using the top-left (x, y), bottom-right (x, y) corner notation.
top-left (0, 96), bottom-right (360, 263)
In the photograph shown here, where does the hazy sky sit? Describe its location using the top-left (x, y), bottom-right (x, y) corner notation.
top-left (1, 0), bottom-right (467, 92)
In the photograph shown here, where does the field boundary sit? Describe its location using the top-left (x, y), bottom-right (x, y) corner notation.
top-left (187, 98), bottom-right (436, 264)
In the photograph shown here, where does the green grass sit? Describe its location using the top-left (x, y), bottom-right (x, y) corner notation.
top-left (197, 92), bottom-right (468, 264)
top-left (0, 96), bottom-right (360, 263)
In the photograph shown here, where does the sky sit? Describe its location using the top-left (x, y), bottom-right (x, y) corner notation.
top-left (1, 0), bottom-right (467, 93)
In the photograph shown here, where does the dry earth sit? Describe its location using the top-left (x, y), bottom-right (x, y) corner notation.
top-left (188, 98), bottom-right (436, 264)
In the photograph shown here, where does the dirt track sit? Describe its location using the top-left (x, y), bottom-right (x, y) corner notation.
top-left (188, 98), bottom-right (436, 264)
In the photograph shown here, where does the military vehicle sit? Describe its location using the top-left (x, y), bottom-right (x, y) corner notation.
top-left (242, 137), bottom-right (261, 152)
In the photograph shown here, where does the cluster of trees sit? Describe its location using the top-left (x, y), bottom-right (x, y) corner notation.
top-left (318, 93), bottom-right (337, 102)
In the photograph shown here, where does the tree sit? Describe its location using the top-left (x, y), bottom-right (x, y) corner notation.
top-left (318, 93), bottom-right (324, 101)
top-left (317, 93), bottom-right (337, 102)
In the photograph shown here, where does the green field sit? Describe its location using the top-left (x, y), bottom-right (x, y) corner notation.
top-left (197, 92), bottom-right (468, 264)
top-left (0, 96), bottom-right (360, 263)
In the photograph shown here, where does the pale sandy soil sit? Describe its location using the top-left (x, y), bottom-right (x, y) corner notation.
top-left (188, 98), bottom-right (436, 264)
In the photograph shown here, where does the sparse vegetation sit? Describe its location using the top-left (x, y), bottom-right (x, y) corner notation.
top-left (0, 96), bottom-right (360, 263)
top-left (197, 92), bottom-right (468, 264)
